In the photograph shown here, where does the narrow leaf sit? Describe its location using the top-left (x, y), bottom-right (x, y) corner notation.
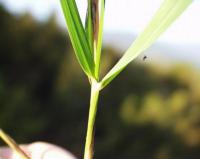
top-left (95, 0), bottom-right (105, 79)
top-left (101, 0), bottom-right (192, 88)
top-left (85, 0), bottom-right (105, 80)
top-left (85, 0), bottom-right (94, 51)
top-left (60, 0), bottom-right (95, 77)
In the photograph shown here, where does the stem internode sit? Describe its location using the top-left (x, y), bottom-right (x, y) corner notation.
top-left (84, 79), bottom-right (100, 159)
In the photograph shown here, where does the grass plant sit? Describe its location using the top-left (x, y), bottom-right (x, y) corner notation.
top-left (60, 0), bottom-right (192, 159)
top-left (0, 0), bottom-right (193, 159)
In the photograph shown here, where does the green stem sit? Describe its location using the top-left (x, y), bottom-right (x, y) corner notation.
top-left (84, 79), bottom-right (100, 159)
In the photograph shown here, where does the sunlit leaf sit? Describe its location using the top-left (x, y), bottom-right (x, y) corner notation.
top-left (100, 0), bottom-right (192, 88)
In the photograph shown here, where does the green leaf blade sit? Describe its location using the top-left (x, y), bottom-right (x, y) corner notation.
top-left (101, 0), bottom-right (192, 88)
top-left (60, 0), bottom-right (95, 77)
top-left (85, 0), bottom-right (94, 52)
top-left (95, 0), bottom-right (105, 80)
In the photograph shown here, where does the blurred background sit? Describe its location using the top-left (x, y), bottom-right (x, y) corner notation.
top-left (0, 0), bottom-right (200, 159)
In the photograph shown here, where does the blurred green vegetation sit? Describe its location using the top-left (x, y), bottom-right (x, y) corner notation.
top-left (0, 5), bottom-right (200, 159)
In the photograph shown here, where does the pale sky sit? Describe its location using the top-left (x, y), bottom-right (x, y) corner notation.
top-left (0, 0), bottom-right (200, 45)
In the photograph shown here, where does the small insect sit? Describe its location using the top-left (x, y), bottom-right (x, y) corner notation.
top-left (143, 55), bottom-right (147, 61)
